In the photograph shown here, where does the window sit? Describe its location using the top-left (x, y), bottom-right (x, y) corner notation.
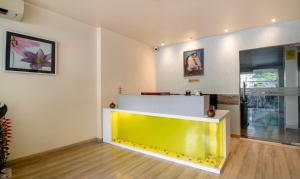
top-left (240, 69), bottom-right (279, 88)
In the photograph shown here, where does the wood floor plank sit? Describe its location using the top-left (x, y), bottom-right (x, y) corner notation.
top-left (272, 146), bottom-right (291, 179)
top-left (218, 139), bottom-right (250, 179)
top-left (153, 164), bottom-right (186, 179)
top-left (9, 142), bottom-right (99, 170)
top-left (136, 158), bottom-right (173, 179)
top-left (112, 157), bottom-right (158, 178)
top-left (107, 156), bottom-right (159, 179)
top-left (12, 144), bottom-right (111, 178)
top-left (68, 149), bottom-right (139, 178)
top-left (174, 167), bottom-right (199, 179)
top-left (284, 147), bottom-right (300, 179)
top-left (91, 154), bottom-right (150, 178)
top-left (236, 142), bottom-right (261, 179)
top-left (255, 144), bottom-right (274, 179)
top-left (32, 146), bottom-right (128, 179)
top-left (9, 138), bottom-right (300, 179)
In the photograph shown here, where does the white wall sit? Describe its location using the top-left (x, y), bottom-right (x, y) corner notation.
top-left (0, 4), bottom-right (98, 160)
top-left (101, 28), bottom-right (156, 110)
top-left (156, 19), bottom-right (300, 135)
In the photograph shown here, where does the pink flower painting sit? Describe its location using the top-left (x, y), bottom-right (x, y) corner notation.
top-left (21, 49), bottom-right (52, 70)
top-left (10, 36), bottom-right (40, 57)
top-left (5, 31), bottom-right (56, 74)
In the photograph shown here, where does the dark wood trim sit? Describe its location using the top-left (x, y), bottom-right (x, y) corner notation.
top-left (231, 134), bottom-right (241, 138)
top-left (217, 94), bottom-right (240, 105)
top-left (7, 138), bottom-right (102, 165)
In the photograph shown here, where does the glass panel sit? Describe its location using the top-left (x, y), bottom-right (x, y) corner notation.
top-left (240, 69), bottom-right (279, 88)
top-left (112, 112), bottom-right (224, 168)
top-left (241, 95), bottom-right (284, 142)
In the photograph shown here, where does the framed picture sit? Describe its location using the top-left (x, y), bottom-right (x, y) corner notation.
top-left (4, 31), bottom-right (56, 74)
top-left (183, 49), bottom-right (204, 77)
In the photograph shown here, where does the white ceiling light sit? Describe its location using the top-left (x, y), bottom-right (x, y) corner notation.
top-left (224, 29), bottom-right (229, 33)
top-left (161, 43), bottom-right (165, 46)
top-left (271, 18), bottom-right (276, 23)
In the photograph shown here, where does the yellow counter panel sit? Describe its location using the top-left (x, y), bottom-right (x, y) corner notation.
top-left (112, 112), bottom-right (224, 168)
top-left (103, 108), bottom-right (230, 174)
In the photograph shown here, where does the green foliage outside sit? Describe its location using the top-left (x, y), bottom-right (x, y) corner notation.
top-left (241, 70), bottom-right (279, 110)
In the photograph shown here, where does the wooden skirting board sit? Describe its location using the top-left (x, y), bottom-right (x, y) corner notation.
top-left (7, 138), bottom-right (103, 166)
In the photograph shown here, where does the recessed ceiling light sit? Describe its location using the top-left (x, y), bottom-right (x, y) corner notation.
top-left (161, 43), bottom-right (165, 46)
top-left (224, 29), bottom-right (229, 33)
top-left (188, 37), bottom-right (193, 40)
top-left (271, 18), bottom-right (276, 23)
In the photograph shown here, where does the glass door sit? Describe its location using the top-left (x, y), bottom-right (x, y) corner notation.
top-left (240, 69), bottom-right (285, 143)
top-left (240, 45), bottom-right (300, 145)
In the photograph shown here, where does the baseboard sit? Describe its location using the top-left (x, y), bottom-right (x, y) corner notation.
top-left (96, 138), bottom-right (103, 143)
top-left (7, 138), bottom-right (103, 166)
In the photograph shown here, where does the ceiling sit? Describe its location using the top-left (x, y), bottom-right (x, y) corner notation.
top-left (25, 0), bottom-right (300, 46)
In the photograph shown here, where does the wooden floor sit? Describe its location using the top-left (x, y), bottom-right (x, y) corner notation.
top-left (9, 138), bottom-right (300, 179)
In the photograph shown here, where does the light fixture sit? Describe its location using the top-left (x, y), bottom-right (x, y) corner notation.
top-left (271, 18), bottom-right (276, 23)
top-left (224, 29), bottom-right (229, 33)
top-left (161, 43), bottom-right (165, 46)
top-left (188, 37), bottom-right (193, 40)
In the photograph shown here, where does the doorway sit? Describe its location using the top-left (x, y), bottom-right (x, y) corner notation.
top-left (240, 44), bottom-right (300, 145)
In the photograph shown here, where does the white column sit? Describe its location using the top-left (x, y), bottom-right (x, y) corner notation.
top-left (97, 27), bottom-right (102, 138)
top-left (284, 47), bottom-right (298, 129)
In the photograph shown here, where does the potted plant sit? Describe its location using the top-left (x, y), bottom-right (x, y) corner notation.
top-left (0, 103), bottom-right (12, 178)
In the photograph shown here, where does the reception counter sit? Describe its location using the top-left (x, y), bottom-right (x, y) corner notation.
top-left (103, 95), bottom-right (230, 174)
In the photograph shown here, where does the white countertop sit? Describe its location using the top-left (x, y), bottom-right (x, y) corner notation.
top-left (104, 108), bottom-right (229, 123)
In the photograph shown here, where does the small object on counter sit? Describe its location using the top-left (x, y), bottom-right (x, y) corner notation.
top-left (207, 105), bottom-right (216, 117)
top-left (185, 90), bottom-right (191, 96)
top-left (118, 87), bottom-right (122, 95)
top-left (109, 102), bottom-right (116, 109)
top-left (194, 90), bottom-right (202, 96)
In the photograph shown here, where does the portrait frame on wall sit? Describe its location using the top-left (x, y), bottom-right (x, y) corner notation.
top-left (183, 48), bottom-right (204, 77)
top-left (4, 31), bottom-right (57, 74)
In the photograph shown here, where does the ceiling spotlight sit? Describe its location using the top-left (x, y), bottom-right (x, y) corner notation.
top-left (271, 18), bottom-right (276, 23)
top-left (224, 29), bottom-right (229, 33)
top-left (161, 43), bottom-right (165, 46)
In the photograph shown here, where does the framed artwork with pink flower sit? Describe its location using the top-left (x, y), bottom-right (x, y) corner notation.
top-left (4, 31), bottom-right (56, 74)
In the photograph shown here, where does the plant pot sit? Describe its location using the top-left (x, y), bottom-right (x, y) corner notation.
top-left (1, 168), bottom-right (12, 178)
